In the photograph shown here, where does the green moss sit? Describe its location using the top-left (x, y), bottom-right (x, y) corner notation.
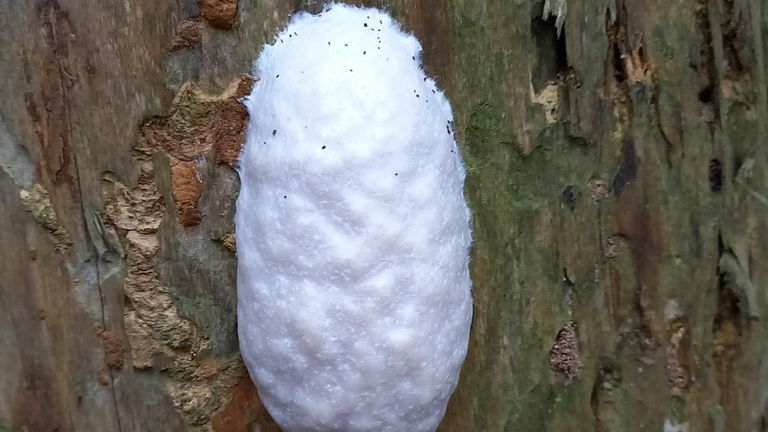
top-left (667, 396), bottom-right (688, 423)
top-left (168, 87), bottom-right (218, 135)
top-left (503, 384), bottom-right (554, 431)
top-left (650, 26), bottom-right (676, 61)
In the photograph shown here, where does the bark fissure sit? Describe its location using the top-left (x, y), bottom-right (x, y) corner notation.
top-left (39, 0), bottom-right (125, 429)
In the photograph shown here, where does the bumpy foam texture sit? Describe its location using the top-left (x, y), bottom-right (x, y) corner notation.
top-left (236, 4), bottom-right (473, 431)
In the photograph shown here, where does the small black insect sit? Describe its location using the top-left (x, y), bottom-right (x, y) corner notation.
top-left (322, 145), bottom-right (326, 149)
top-left (446, 125), bottom-right (451, 135)
top-left (364, 23), bottom-right (368, 27)
top-left (272, 129), bottom-right (277, 136)
top-left (411, 56), bottom-right (415, 60)
top-left (283, 195), bottom-right (287, 199)
top-left (276, 74), bottom-right (280, 78)
top-left (394, 173), bottom-right (398, 176)
top-left (363, 51), bottom-right (366, 55)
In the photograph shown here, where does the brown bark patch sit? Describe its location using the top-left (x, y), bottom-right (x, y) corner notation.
top-left (30, 0), bottom-right (75, 187)
top-left (171, 18), bottom-right (203, 51)
top-left (665, 321), bottom-right (689, 396)
top-left (211, 372), bottom-right (281, 432)
top-left (216, 75), bottom-right (255, 167)
top-left (549, 321), bottom-right (583, 382)
top-left (94, 322), bottom-right (125, 370)
top-left (588, 177), bottom-right (610, 203)
top-left (140, 75), bottom-right (255, 227)
top-left (170, 158), bottom-right (204, 227)
top-left (200, 0), bottom-right (239, 29)
top-left (215, 232), bottom-right (236, 254)
top-left (401, 0), bottom-right (452, 87)
top-left (215, 98), bottom-right (249, 167)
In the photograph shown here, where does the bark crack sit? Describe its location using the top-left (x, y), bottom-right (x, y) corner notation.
top-left (41, 1), bottom-right (124, 430)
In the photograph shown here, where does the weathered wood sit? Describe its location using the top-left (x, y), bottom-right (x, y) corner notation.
top-left (1, 0), bottom-right (766, 431)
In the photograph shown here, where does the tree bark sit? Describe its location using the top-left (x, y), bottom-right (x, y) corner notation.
top-left (1, 0), bottom-right (766, 431)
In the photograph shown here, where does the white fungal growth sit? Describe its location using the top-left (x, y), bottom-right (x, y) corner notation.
top-left (236, 4), bottom-right (473, 432)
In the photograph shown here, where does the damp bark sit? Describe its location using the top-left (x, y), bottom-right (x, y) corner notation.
top-left (1, 0), bottom-right (767, 431)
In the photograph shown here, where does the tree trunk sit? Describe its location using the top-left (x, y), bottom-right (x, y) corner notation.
top-left (1, 0), bottom-right (766, 431)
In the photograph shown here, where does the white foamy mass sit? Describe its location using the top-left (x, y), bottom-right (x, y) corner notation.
top-left (236, 4), bottom-right (473, 431)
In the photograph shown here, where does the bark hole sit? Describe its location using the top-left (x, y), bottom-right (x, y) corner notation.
top-left (693, 0), bottom-right (720, 123)
top-left (713, 237), bottom-right (746, 424)
top-left (561, 185), bottom-right (576, 212)
top-left (612, 137), bottom-right (637, 197)
top-left (606, 5), bottom-right (628, 85)
top-left (531, 14), bottom-right (568, 93)
top-left (698, 85), bottom-right (714, 104)
top-left (590, 360), bottom-right (620, 432)
top-left (720, 0), bottom-right (745, 78)
top-left (709, 158), bottom-right (723, 192)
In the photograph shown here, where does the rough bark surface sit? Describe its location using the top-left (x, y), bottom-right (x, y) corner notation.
top-left (1, 0), bottom-right (766, 431)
